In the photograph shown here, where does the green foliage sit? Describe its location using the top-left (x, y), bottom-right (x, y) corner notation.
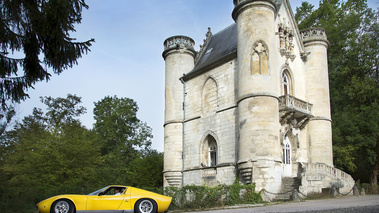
top-left (0, 105), bottom-right (15, 136)
top-left (0, 0), bottom-right (94, 109)
top-left (164, 183), bottom-right (262, 211)
top-left (0, 94), bottom-right (162, 212)
top-left (295, 0), bottom-right (379, 184)
top-left (128, 150), bottom-right (163, 188)
top-left (93, 96), bottom-right (152, 156)
top-left (91, 96), bottom-right (156, 188)
top-left (1, 94), bottom-right (102, 187)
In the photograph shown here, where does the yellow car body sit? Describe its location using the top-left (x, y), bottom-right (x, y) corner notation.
top-left (37, 185), bottom-right (172, 213)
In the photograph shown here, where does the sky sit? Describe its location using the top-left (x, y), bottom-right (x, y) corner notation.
top-left (17, 0), bottom-right (378, 152)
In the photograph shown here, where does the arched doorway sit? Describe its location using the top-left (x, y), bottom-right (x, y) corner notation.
top-left (283, 133), bottom-right (292, 176)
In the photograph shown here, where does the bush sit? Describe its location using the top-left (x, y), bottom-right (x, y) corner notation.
top-left (0, 185), bottom-right (99, 213)
top-left (361, 183), bottom-right (379, 194)
top-left (164, 183), bottom-right (262, 211)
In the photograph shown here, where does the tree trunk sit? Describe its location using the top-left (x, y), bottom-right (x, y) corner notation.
top-left (371, 139), bottom-right (379, 193)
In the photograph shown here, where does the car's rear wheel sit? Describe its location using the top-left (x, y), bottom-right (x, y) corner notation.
top-left (135, 199), bottom-right (157, 213)
top-left (50, 199), bottom-right (75, 213)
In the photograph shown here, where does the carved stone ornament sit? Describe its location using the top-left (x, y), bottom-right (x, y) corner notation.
top-left (195, 27), bottom-right (213, 63)
top-left (276, 15), bottom-right (296, 62)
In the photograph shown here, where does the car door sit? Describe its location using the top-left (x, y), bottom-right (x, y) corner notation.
top-left (86, 187), bottom-right (127, 211)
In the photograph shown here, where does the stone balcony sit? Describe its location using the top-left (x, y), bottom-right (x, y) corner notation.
top-left (201, 167), bottom-right (217, 178)
top-left (279, 95), bottom-right (313, 129)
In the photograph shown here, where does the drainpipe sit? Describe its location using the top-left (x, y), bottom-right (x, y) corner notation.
top-left (180, 76), bottom-right (186, 189)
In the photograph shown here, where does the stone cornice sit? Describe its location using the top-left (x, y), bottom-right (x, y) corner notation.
top-left (232, 0), bottom-right (277, 21)
top-left (163, 120), bottom-right (182, 127)
top-left (237, 92), bottom-right (279, 105)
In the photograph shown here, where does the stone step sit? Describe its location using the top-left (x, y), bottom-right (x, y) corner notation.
top-left (273, 177), bottom-right (301, 201)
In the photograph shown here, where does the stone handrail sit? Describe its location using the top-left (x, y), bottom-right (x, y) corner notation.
top-left (279, 95), bottom-right (313, 114)
top-left (304, 163), bottom-right (354, 184)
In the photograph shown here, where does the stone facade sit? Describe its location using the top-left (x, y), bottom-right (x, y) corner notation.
top-left (162, 0), bottom-right (354, 199)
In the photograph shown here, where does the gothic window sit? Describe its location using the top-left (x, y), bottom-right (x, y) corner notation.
top-left (283, 134), bottom-right (291, 165)
top-left (251, 41), bottom-right (269, 75)
top-left (202, 78), bottom-right (218, 115)
top-left (202, 134), bottom-right (218, 167)
top-left (281, 70), bottom-right (292, 96)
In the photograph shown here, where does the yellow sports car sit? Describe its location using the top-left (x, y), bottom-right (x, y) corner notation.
top-left (36, 185), bottom-right (172, 213)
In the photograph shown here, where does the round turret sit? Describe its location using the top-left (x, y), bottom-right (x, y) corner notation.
top-left (301, 28), bottom-right (333, 165)
top-left (162, 35), bottom-right (196, 188)
top-left (232, 0), bottom-right (281, 193)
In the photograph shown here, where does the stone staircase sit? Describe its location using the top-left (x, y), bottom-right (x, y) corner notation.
top-left (274, 177), bottom-right (301, 201)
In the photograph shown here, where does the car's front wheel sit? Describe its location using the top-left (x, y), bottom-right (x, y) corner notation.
top-left (135, 199), bottom-right (157, 213)
top-left (51, 199), bottom-right (75, 213)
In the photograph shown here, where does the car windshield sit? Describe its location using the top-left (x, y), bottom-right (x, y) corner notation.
top-left (88, 187), bottom-right (108, 195)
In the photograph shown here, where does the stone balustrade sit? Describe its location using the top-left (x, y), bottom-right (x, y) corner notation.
top-left (201, 167), bottom-right (217, 177)
top-left (300, 28), bottom-right (329, 45)
top-left (279, 94), bottom-right (313, 115)
top-left (163, 36), bottom-right (195, 50)
top-left (233, 0), bottom-right (282, 6)
top-left (305, 163), bottom-right (354, 184)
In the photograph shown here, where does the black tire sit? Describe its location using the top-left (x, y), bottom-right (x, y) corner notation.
top-left (50, 199), bottom-right (75, 213)
top-left (135, 199), bottom-right (157, 213)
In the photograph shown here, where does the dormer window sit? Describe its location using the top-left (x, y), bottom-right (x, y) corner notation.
top-left (205, 48), bottom-right (213, 55)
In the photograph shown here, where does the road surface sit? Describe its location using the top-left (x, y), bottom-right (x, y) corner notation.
top-left (189, 195), bottom-right (379, 213)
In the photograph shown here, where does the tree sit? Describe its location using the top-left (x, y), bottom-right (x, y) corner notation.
top-left (92, 96), bottom-right (153, 185)
top-left (295, 0), bottom-right (379, 184)
top-left (1, 94), bottom-right (102, 187)
top-left (93, 96), bottom-right (153, 156)
top-left (0, 0), bottom-right (94, 109)
top-left (0, 105), bottom-right (15, 137)
top-left (129, 150), bottom-right (163, 188)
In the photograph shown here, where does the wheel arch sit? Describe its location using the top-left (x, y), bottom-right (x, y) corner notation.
top-left (51, 198), bottom-right (76, 213)
top-left (134, 198), bottom-right (158, 213)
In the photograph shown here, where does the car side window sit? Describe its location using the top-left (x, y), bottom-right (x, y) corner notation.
top-left (100, 187), bottom-right (126, 196)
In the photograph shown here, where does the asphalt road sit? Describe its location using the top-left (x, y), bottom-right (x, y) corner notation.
top-left (189, 195), bottom-right (379, 213)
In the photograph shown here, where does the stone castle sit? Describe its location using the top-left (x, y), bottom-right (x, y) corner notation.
top-left (162, 0), bottom-right (354, 200)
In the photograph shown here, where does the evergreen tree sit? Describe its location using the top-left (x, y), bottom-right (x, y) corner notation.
top-left (0, 0), bottom-right (94, 109)
top-left (295, 0), bottom-right (379, 184)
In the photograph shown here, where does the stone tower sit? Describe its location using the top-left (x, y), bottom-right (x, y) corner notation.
top-left (162, 36), bottom-right (196, 188)
top-left (232, 0), bottom-right (282, 192)
top-left (162, 0), bottom-right (355, 199)
top-left (301, 28), bottom-right (333, 165)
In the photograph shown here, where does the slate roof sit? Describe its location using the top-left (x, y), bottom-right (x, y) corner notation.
top-left (182, 23), bottom-right (237, 81)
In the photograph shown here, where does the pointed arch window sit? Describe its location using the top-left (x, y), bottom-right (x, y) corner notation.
top-left (281, 70), bottom-right (292, 96)
top-left (251, 41), bottom-right (269, 75)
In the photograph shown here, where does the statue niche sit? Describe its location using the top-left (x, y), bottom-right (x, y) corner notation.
top-left (251, 41), bottom-right (269, 75)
